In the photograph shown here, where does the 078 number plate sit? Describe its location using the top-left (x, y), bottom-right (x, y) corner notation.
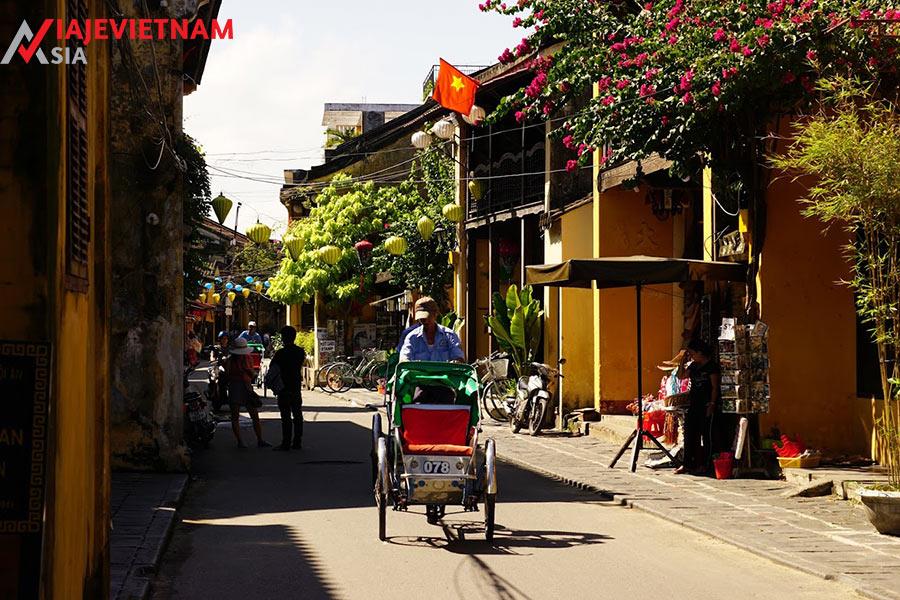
top-left (422, 460), bottom-right (450, 474)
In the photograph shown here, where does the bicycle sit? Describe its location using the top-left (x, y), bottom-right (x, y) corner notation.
top-left (473, 352), bottom-right (513, 423)
top-left (325, 348), bottom-right (388, 393)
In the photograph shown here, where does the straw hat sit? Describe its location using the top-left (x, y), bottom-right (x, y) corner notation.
top-left (230, 338), bottom-right (251, 355)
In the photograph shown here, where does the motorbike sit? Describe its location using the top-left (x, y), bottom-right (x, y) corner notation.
top-left (206, 352), bottom-right (228, 412)
top-left (184, 366), bottom-right (216, 448)
top-left (508, 359), bottom-right (564, 436)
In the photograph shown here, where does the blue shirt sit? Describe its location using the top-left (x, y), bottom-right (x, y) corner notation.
top-left (399, 324), bottom-right (464, 362)
top-left (239, 330), bottom-right (264, 345)
top-left (396, 324), bottom-right (420, 353)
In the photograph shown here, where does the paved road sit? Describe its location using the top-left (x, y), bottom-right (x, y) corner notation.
top-left (152, 390), bottom-right (860, 600)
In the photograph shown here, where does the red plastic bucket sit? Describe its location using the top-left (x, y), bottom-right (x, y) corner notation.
top-left (713, 456), bottom-right (734, 480)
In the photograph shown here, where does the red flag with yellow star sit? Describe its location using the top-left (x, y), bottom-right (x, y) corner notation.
top-left (432, 58), bottom-right (479, 115)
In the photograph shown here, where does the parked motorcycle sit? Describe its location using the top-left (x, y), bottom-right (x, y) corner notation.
top-left (184, 367), bottom-right (216, 448)
top-left (508, 359), bottom-right (564, 436)
top-left (206, 353), bottom-right (228, 412)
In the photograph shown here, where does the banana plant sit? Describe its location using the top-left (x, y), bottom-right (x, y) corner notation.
top-left (485, 284), bottom-right (543, 378)
top-left (439, 311), bottom-right (466, 336)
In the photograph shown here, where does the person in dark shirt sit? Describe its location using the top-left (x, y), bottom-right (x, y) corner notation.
top-left (271, 326), bottom-right (306, 451)
top-left (676, 338), bottom-right (720, 475)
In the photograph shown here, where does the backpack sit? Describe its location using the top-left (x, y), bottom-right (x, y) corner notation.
top-left (264, 361), bottom-right (285, 394)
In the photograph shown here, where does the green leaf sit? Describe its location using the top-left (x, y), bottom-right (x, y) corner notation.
top-left (505, 284), bottom-right (520, 312)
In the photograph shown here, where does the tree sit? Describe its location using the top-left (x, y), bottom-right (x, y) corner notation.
top-left (179, 133), bottom-right (211, 302)
top-left (773, 78), bottom-right (900, 487)
top-left (268, 149), bottom-right (458, 307)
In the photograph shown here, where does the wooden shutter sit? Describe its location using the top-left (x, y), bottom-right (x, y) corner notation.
top-left (65, 0), bottom-right (90, 290)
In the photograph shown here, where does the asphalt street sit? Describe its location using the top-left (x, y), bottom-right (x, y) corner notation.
top-left (151, 388), bottom-right (861, 600)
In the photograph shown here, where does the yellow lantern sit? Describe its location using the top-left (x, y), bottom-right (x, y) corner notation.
top-left (212, 192), bottom-right (233, 224)
top-left (417, 216), bottom-right (435, 240)
top-left (442, 203), bottom-right (463, 222)
top-left (318, 245), bottom-right (341, 265)
top-left (467, 178), bottom-right (484, 202)
top-left (212, 293), bottom-right (221, 304)
top-left (227, 291), bottom-right (236, 303)
top-left (284, 235), bottom-right (304, 260)
top-left (246, 221), bottom-right (272, 245)
top-left (242, 288), bottom-right (251, 298)
top-left (255, 281), bottom-right (263, 292)
top-left (198, 294), bottom-right (206, 303)
top-left (384, 236), bottom-right (408, 256)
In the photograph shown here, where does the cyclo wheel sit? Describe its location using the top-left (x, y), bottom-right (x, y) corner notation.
top-left (426, 504), bottom-right (446, 525)
top-left (528, 397), bottom-right (546, 436)
top-left (370, 413), bottom-right (382, 488)
top-left (375, 437), bottom-right (389, 541)
top-left (482, 380), bottom-right (510, 423)
top-left (484, 438), bottom-right (497, 542)
top-left (325, 363), bottom-right (352, 393)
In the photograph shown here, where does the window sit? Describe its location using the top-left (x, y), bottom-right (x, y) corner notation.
top-left (65, 0), bottom-right (90, 290)
top-left (856, 311), bottom-right (883, 398)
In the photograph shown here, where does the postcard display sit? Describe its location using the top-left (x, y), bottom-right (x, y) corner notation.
top-left (717, 318), bottom-right (770, 414)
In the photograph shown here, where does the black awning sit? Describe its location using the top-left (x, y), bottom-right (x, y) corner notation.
top-left (525, 255), bottom-right (746, 289)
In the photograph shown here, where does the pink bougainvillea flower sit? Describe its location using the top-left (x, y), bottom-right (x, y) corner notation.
top-left (711, 80), bottom-right (722, 96)
top-left (782, 71), bottom-right (796, 83)
top-left (729, 38), bottom-right (741, 52)
top-left (668, 35), bottom-right (678, 45)
top-left (616, 78), bottom-right (630, 89)
top-left (806, 50), bottom-right (817, 61)
top-left (756, 34), bottom-right (770, 47)
top-left (661, 115), bottom-right (670, 126)
top-left (681, 92), bottom-right (693, 104)
top-left (562, 135), bottom-right (575, 149)
top-left (566, 159), bottom-right (578, 173)
top-left (515, 110), bottom-right (526, 123)
top-left (713, 28), bottom-right (726, 42)
top-left (742, 46), bottom-right (753, 56)
top-left (601, 95), bottom-right (615, 106)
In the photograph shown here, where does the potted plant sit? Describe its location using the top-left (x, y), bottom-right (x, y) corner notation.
top-left (775, 78), bottom-right (900, 534)
top-left (484, 284), bottom-right (543, 380)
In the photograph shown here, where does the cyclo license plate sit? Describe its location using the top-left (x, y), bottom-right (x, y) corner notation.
top-left (422, 460), bottom-right (450, 474)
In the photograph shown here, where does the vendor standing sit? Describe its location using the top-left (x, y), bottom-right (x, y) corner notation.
top-left (676, 339), bottom-right (720, 475)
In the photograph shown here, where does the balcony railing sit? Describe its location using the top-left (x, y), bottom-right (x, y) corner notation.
top-left (422, 64), bottom-right (488, 99)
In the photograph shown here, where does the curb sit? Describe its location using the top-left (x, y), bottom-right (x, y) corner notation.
top-left (496, 451), bottom-right (895, 600)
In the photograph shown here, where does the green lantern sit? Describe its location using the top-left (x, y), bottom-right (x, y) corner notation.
top-left (442, 203), bottom-right (463, 223)
top-left (284, 235), bottom-right (304, 260)
top-left (318, 245), bottom-right (341, 265)
top-left (417, 216), bottom-right (435, 240)
top-left (246, 222), bottom-right (271, 245)
top-left (212, 193), bottom-right (233, 224)
top-left (384, 236), bottom-right (408, 256)
top-left (467, 178), bottom-right (484, 202)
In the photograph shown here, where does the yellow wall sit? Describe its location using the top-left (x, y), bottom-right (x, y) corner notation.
top-left (757, 175), bottom-right (870, 454)
top-left (0, 0), bottom-right (110, 595)
top-left (559, 204), bottom-right (595, 408)
top-left (596, 186), bottom-right (674, 403)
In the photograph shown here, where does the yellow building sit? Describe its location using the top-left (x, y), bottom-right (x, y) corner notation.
top-left (0, 0), bottom-right (111, 596)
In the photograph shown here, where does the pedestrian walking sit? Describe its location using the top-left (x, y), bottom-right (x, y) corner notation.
top-left (675, 338), bottom-right (720, 475)
top-left (226, 338), bottom-right (270, 449)
top-left (268, 326), bottom-right (306, 451)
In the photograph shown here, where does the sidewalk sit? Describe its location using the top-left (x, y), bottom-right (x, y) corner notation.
top-left (337, 388), bottom-right (900, 600)
top-left (110, 472), bottom-right (188, 600)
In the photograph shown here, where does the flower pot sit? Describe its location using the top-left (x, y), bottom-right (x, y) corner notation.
top-left (713, 455), bottom-right (734, 480)
top-left (859, 488), bottom-right (900, 536)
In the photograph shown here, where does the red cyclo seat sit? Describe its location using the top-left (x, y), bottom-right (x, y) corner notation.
top-left (401, 405), bottom-right (472, 456)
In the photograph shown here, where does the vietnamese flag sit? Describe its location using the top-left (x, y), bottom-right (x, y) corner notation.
top-left (432, 58), bottom-right (479, 115)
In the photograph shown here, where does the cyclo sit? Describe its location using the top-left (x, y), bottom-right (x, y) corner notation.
top-left (371, 361), bottom-right (498, 542)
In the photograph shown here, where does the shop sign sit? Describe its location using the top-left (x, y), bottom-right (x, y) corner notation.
top-left (0, 341), bottom-right (51, 598)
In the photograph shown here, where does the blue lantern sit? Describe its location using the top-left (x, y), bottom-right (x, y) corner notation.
top-left (245, 276), bottom-right (254, 284)
top-left (235, 285), bottom-right (243, 292)
top-left (264, 280), bottom-right (271, 288)
top-left (204, 282), bottom-right (213, 289)
top-left (225, 282), bottom-right (234, 290)
top-left (215, 277), bottom-right (222, 283)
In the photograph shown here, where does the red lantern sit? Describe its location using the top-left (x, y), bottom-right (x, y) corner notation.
top-left (354, 239), bottom-right (374, 265)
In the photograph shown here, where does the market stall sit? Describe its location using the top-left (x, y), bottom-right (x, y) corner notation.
top-left (526, 255), bottom-right (747, 472)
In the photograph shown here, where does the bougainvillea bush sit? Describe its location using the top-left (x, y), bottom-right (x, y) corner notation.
top-left (481, 0), bottom-right (899, 181)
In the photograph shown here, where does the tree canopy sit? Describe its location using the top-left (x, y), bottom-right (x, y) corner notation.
top-left (268, 149), bottom-right (457, 307)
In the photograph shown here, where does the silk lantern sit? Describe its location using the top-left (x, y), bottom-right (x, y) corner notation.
top-left (384, 236), bottom-right (408, 256)
top-left (227, 291), bottom-right (236, 303)
top-left (318, 245), bottom-right (341, 265)
top-left (245, 276), bottom-right (254, 284)
top-left (212, 293), bottom-right (221, 304)
top-left (212, 193), bottom-right (233, 225)
top-left (225, 282), bottom-right (234, 290)
top-left (430, 119), bottom-right (454, 140)
top-left (442, 203), bottom-right (463, 222)
top-left (462, 105), bottom-right (486, 126)
top-left (284, 235), bottom-right (303, 260)
top-left (417, 216), bottom-right (435, 240)
top-left (411, 131), bottom-right (431, 149)
top-left (255, 282), bottom-right (263, 292)
top-left (246, 222), bottom-right (271, 245)
top-left (242, 288), bottom-right (251, 298)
